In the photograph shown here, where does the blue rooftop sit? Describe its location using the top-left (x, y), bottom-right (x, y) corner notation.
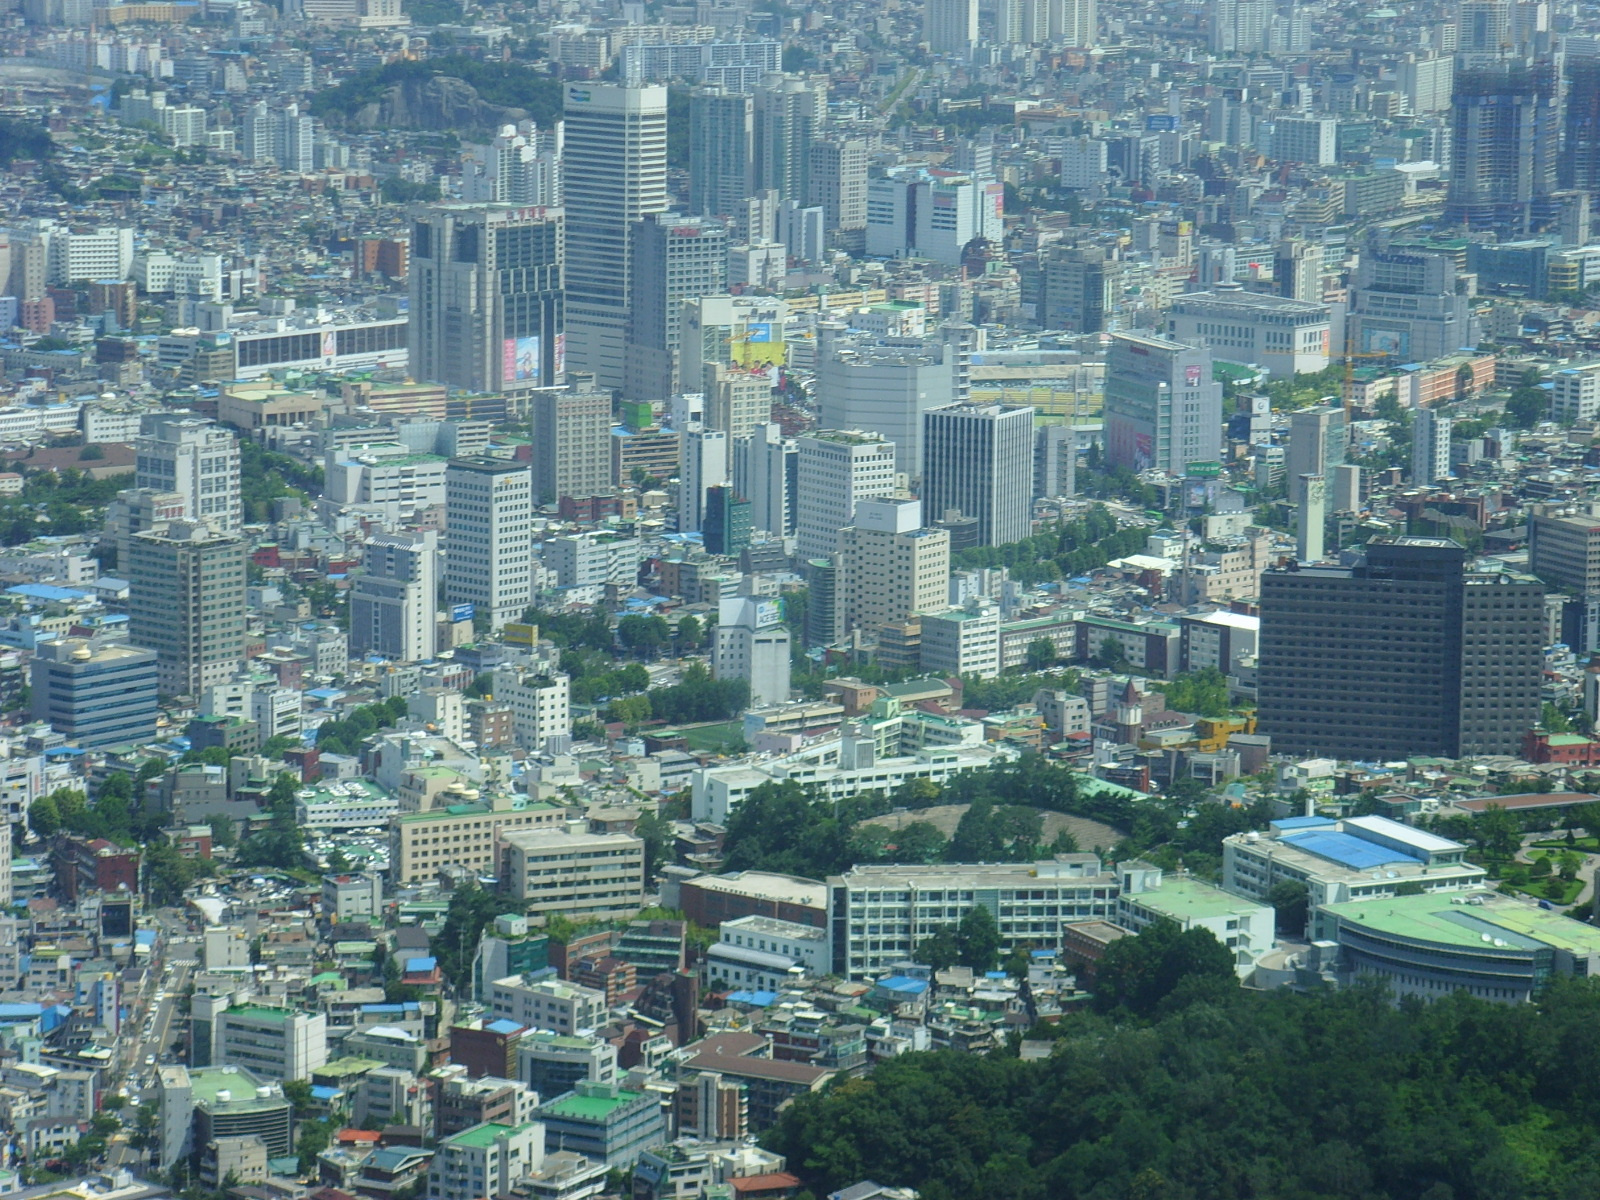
top-left (485, 1018), bottom-right (523, 1035)
top-left (310, 1085), bottom-right (341, 1100)
top-left (404, 956), bottom-right (437, 972)
top-left (1272, 816), bottom-right (1337, 832)
top-left (725, 989), bottom-right (779, 1007)
top-left (1280, 830), bottom-right (1413, 870)
top-left (7, 583), bottom-right (94, 601)
top-left (877, 976), bottom-right (930, 995)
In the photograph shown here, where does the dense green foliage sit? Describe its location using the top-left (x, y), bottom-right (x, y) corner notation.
top-left (767, 974), bottom-right (1600, 1200)
top-left (434, 883), bottom-right (504, 991)
top-left (240, 440), bottom-right (323, 524)
top-left (309, 56), bottom-right (562, 128)
top-left (0, 468), bottom-right (131, 546)
top-left (315, 696), bottom-right (409, 757)
top-left (0, 117), bottom-right (53, 165)
top-left (644, 661), bottom-right (749, 724)
top-left (952, 506), bottom-right (1147, 585)
top-left (28, 773), bottom-right (161, 846)
top-left (524, 607), bottom-right (615, 651)
top-left (236, 774), bottom-right (312, 871)
top-left (1152, 667), bottom-right (1232, 718)
top-left (958, 669), bottom-right (1079, 712)
top-left (915, 905), bottom-right (1003, 973)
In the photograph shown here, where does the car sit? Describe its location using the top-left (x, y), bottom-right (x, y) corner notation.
top-left (144, 1054), bottom-right (156, 1066)
top-left (128, 1097), bottom-right (140, 1107)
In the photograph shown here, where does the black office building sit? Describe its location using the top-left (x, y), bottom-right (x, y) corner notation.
top-left (1258, 537), bottom-right (1544, 760)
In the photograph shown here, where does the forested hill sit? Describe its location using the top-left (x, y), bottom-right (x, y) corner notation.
top-left (765, 972), bottom-right (1600, 1200)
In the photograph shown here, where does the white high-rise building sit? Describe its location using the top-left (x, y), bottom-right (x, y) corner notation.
top-left (445, 457), bottom-right (533, 630)
top-left (349, 530), bottom-right (438, 663)
top-left (491, 664), bottom-right (571, 752)
top-left (794, 431), bottom-right (897, 559)
top-left (46, 225), bottom-right (134, 285)
top-left (462, 122), bottom-right (562, 206)
top-left (997, 0), bottom-right (1097, 46)
top-left (134, 413), bottom-right (241, 533)
top-left (713, 596), bottom-right (791, 708)
top-left (563, 84), bottom-right (669, 389)
top-left (1103, 333), bottom-right (1224, 476)
top-left (815, 323), bottom-right (968, 477)
top-left (925, 0), bottom-right (978, 55)
top-left (678, 426), bottom-right (730, 533)
top-left (920, 402), bottom-right (1036, 547)
top-left (733, 422), bottom-right (796, 537)
top-left (1209, 0), bottom-right (1273, 51)
top-left (1412, 407), bottom-right (1454, 483)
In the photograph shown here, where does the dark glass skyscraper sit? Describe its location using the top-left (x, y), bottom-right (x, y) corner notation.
top-left (1258, 537), bottom-right (1544, 760)
top-left (1446, 58), bottom-right (1559, 233)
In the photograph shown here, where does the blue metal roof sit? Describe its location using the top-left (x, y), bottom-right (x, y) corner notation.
top-left (485, 1018), bottom-right (524, 1035)
top-left (725, 989), bottom-right (779, 1006)
top-left (1280, 830), bottom-right (1411, 870)
top-left (404, 956), bottom-right (437, 972)
top-left (877, 976), bottom-right (930, 994)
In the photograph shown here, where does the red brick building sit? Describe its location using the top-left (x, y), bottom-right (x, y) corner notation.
top-left (52, 836), bottom-right (139, 901)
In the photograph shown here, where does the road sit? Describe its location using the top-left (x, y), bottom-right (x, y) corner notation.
top-left (104, 921), bottom-right (196, 1173)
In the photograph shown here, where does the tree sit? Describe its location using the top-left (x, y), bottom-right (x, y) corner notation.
top-left (1470, 803), bottom-right (1522, 862)
top-left (955, 905), bottom-right (1001, 973)
top-left (635, 809), bottom-right (674, 881)
top-left (915, 925), bottom-right (960, 971)
top-left (28, 791), bottom-right (60, 839)
top-left (675, 615), bottom-right (702, 651)
top-left (1093, 635), bottom-right (1128, 671)
top-left (617, 614), bottom-right (670, 658)
top-left (236, 773), bottom-right (311, 871)
top-left (1025, 637), bottom-right (1058, 672)
top-left (281, 1078), bottom-right (315, 1117)
top-left (434, 883), bottom-right (505, 993)
top-left (1543, 702), bottom-right (1573, 734)
top-left (1093, 917), bottom-right (1236, 1015)
top-left (1266, 879), bottom-right (1309, 935)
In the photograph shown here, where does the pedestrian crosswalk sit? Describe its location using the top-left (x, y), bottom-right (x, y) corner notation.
top-left (168, 958), bottom-right (198, 968)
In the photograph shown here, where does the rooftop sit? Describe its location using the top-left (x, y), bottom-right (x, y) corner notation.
top-left (1321, 891), bottom-right (1600, 955)
top-left (538, 1089), bottom-right (645, 1122)
top-left (445, 1121), bottom-right (540, 1150)
top-left (1122, 876), bottom-right (1268, 922)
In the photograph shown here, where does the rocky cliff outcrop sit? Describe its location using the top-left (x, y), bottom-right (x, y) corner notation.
top-left (339, 74), bottom-right (526, 133)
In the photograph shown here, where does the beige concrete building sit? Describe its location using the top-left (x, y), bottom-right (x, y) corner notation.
top-left (389, 796), bottom-right (564, 886)
top-left (839, 497), bottom-right (949, 640)
top-left (501, 821), bottom-right (644, 918)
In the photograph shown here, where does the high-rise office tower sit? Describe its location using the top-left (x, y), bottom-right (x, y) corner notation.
top-left (839, 497), bottom-right (951, 637)
top-left (925, 0), bottom-right (978, 54)
top-left (689, 88), bottom-right (754, 220)
top-left (445, 457), bottom-right (533, 630)
top-left (531, 386), bottom-right (613, 504)
top-left (1332, 463), bottom-right (1363, 512)
top-left (1413, 407), bottom-right (1454, 483)
top-left (733, 422), bottom-right (797, 537)
top-left (806, 139), bottom-right (868, 231)
top-left (815, 323), bottom-right (966, 477)
top-left (1039, 245), bottom-right (1123, 333)
top-left (712, 596), bottom-right (791, 708)
top-left (794, 431), bottom-right (897, 559)
top-left (703, 362), bottom-right (772, 439)
top-left (1286, 405), bottom-right (1347, 507)
top-left (1296, 474), bottom-right (1326, 564)
top-left (804, 556), bottom-right (846, 647)
top-left (563, 84), bottom-right (669, 389)
top-left (702, 485), bottom-right (752, 556)
top-left (1103, 333), bottom-right (1223, 475)
top-left (134, 413), bottom-right (241, 533)
top-left (1447, 59), bottom-right (1558, 233)
top-left (1561, 56), bottom-right (1600, 206)
top-left (1399, 54), bottom-right (1455, 115)
top-left (678, 427), bottom-right (730, 534)
top-left (753, 76), bottom-right (824, 201)
top-left (349, 530), bottom-right (439, 663)
top-left (921, 402), bottom-right (1036, 547)
top-left (127, 520), bottom-right (247, 697)
top-left (1258, 537), bottom-right (1544, 759)
top-left (409, 203), bottom-right (564, 399)
top-left (624, 214), bottom-right (728, 402)
top-left (1034, 425), bottom-right (1077, 499)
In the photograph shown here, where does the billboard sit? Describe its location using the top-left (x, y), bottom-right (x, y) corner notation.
top-left (1361, 327), bottom-right (1408, 359)
top-left (503, 335), bottom-right (541, 385)
top-left (553, 331), bottom-right (566, 377)
top-left (451, 603), bottom-right (475, 623)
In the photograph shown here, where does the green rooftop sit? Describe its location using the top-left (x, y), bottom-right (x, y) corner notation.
top-left (189, 1066), bottom-right (284, 1110)
top-left (538, 1088), bottom-right (644, 1122)
top-left (447, 1121), bottom-right (539, 1149)
top-left (1319, 891), bottom-right (1600, 954)
top-left (313, 1057), bottom-right (385, 1080)
top-left (1124, 876), bottom-right (1268, 923)
top-left (227, 1004), bottom-right (296, 1023)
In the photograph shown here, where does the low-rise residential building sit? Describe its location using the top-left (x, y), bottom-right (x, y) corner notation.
top-left (430, 1121), bottom-right (545, 1200)
top-left (707, 916), bottom-right (830, 991)
top-left (500, 823), bottom-right (645, 917)
top-left (489, 977), bottom-right (607, 1035)
top-left (534, 1081), bottom-right (666, 1168)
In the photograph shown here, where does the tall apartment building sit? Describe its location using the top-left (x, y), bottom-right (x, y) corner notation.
top-left (794, 431), bottom-right (897, 559)
top-left (409, 203), bottom-right (564, 399)
top-left (753, 76), bottom-right (824, 201)
top-left (703, 362), bottom-right (772, 439)
top-left (445, 457), bottom-right (533, 630)
top-left (997, 0), bottom-right (1097, 46)
top-left (1412, 406), bottom-right (1453, 483)
top-left (624, 214), bottom-right (728, 401)
top-left (920, 402), bottom-right (1035, 547)
top-left (490, 664), bottom-right (571, 752)
top-left (1103, 332), bottom-right (1223, 475)
top-left (461, 122), bottom-right (562, 207)
top-left (30, 638), bottom-right (159, 748)
top-left (806, 139), bottom-right (869, 231)
top-left (1208, 0), bottom-right (1272, 52)
top-left (689, 87), bottom-right (754, 220)
top-left (563, 84), bottom-right (669, 389)
top-left (1286, 405), bottom-right (1347, 507)
top-left (128, 521), bottom-right (247, 697)
top-left (134, 413), bottom-right (241, 533)
top-left (924, 0), bottom-right (978, 54)
top-left (1267, 116), bottom-right (1338, 165)
top-left (349, 530), bottom-right (438, 663)
top-left (1258, 537), bottom-right (1545, 759)
top-left (838, 498), bottom-right (950, 637)
top-left (530, 387), bottom-right (613, 504)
